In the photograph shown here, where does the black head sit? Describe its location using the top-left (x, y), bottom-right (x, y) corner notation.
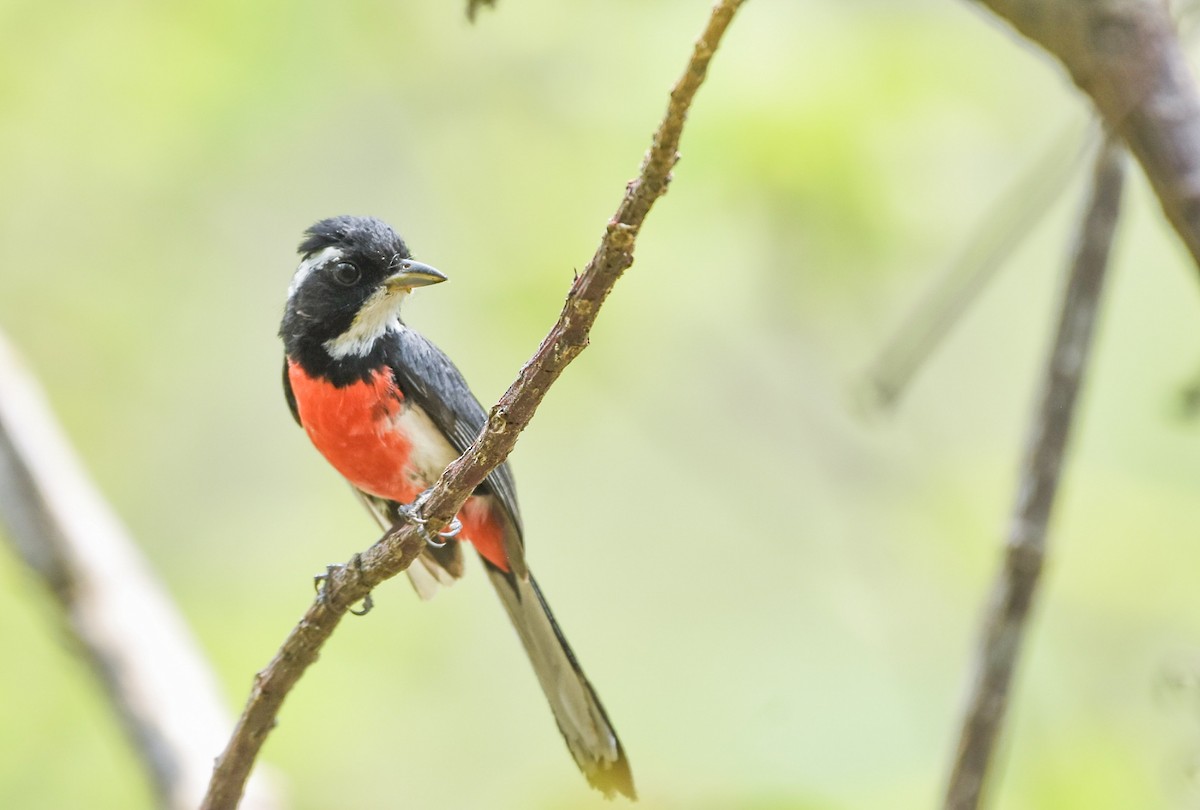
top-left (296, 215), bottom-right (410, 270)
top-left (280, 216), bottom-right (446, 376)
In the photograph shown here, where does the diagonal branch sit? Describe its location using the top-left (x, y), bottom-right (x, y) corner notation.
top-left (972, 0), bottom-right (1200, 272)
top-left (200, 2), bottom-right (749, 808)
top-left (942, 134), bottom-right (1126, 810)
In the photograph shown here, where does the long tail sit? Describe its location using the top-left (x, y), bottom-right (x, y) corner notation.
top-left (483, 560), bottom-right (635, 800)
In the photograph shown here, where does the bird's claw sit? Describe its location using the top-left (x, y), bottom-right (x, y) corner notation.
top-left (313, 555), bottom-right (374, 616)
top-left (349, 591), bottom-right (375, 616)
top-left (439, 517), bottom-right (463, 541)
top-left (397, 504), bottom-right (459, 549)
top-left (313, 564), bottom-right (338, 596)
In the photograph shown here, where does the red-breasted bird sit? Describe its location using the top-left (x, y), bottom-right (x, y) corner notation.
top-left (279, 215), bottom-right (634, 799)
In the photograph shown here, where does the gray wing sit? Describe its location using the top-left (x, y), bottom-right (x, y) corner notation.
top-left (384, 324), bottom-right (525, 545)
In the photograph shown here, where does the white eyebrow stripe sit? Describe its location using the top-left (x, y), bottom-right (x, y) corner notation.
top-left (287, 246), bottom-right (343, 298)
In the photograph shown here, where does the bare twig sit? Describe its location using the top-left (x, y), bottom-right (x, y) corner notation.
top-left (200, 2), bottom-right (749, 807)
top-left (973, 0), bottom-right (1200, 272)
top-left (942, 135), bottom-right (1125, 810)
top-left (0, 332), bottom-right (281, 810)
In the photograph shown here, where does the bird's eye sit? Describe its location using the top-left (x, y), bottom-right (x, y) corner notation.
top-left (331, 262), bottom-right (361, 286)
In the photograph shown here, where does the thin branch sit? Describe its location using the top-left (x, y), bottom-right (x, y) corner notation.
top-left (200, 2), bottom-right (749, 807)
top-left (942, 134), bottom-right (1126, 810)
top-left (0, 332), bottom-right (281, 810)
top-left (862, 121), bottom-right (1094, 411)
top-left (973, 0), bottom-right (1200, 272)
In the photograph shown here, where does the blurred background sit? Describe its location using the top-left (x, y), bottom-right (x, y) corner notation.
top-left (3, 0), bottom-right (1200, 808)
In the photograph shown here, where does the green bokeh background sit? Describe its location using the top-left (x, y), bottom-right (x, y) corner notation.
top-left (3, 1), bottom-right (1200, 808)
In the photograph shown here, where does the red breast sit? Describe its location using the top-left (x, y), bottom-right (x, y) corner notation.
top-left (287, 358), bottom-right (510, 571)
top-left (286, 360), bottom-right (422, 505)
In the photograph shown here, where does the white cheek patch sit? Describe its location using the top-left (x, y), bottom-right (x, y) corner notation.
top-left (391, 401), bottom-right (459, 479)
top-left (288, 246), bottom-right (343, 299)
top-left (322, 286), bottom-right (409, 359)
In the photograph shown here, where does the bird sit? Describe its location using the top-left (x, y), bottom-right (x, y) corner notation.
top-left (279, 215), bottom-right (634, 799)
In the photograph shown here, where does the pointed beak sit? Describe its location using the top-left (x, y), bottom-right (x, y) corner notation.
top-left (384, 260), bottom-right (447, 291)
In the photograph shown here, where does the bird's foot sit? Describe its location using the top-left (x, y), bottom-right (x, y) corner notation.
top-left (439, 516), bottom-right (463, 541)
top-left (313, 554), bottom-right (374, 616)
top-left (397, 504), bottom-right (461, 548)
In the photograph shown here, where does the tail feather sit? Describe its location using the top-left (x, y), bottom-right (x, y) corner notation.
top-left (483, 560), bottom-right (635, 800)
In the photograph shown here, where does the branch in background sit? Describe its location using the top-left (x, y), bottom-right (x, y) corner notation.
top-left (942, 135), bottom-right (1126, 810)
top-left (974, 0), bottom-right (1200, 271)
top-left (862, 121), bottom-right (1093, 410)
top-left (200, 2), bottom-right (749, 807)
top-left (868, 2), bottom-right (1200, 410)
top-left (0, 332), bottom-right (281, 810)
